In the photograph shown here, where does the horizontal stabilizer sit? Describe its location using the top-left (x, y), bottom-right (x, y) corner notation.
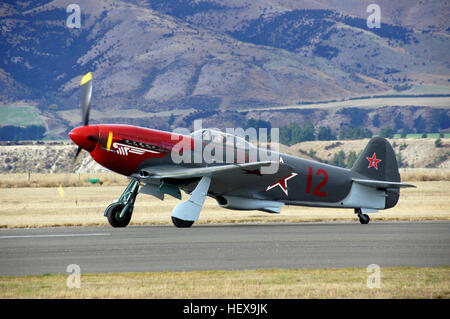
top-left (352, 178), bottom-right (416, 189)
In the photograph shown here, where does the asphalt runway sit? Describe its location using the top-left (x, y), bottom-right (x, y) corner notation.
top-left (0, 221), bottom-right (449, 276)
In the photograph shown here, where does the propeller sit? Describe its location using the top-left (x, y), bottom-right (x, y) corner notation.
top-left (59, 72), bottom-right (94, 197)
top-left (73, 72), bottom-right (93, 165)
top-left (60, 72), bottom-right (113, 197)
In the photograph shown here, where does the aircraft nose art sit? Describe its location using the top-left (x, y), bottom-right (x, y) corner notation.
top-left (69, 125), bottom-right (99, 152)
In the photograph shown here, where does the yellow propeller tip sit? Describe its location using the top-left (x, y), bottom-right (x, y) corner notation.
top-left (80, 72), bottom-right (92, 86)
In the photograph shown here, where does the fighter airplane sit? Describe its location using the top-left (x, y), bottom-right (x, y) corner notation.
top-left (69, 73), bottom-right (415, 228)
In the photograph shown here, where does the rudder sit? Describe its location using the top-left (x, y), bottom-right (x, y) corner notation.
top-left (351, 136), bottom-right (400, 182)
top-left (351, 136), bottom-right (401, 209)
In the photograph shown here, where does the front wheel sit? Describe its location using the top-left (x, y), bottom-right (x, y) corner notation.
top-left (171, 216), bottom-right (194, 228)
top-left (358, 213), bottom-right (370, 225)
top-left (106, 203), bottom-right (132, 228)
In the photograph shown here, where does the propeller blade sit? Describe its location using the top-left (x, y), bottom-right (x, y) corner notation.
top-left (73, 146), bottom-right (82, 165)
top-left (80, 72), bottom-right (93, 126)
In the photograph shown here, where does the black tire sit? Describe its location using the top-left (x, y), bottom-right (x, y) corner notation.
top-left (358, 214), bottom-right (370, 224)
top-left (171, 216), bottom-right (194, 228)
top-left (106, 203), bottom-right (132, 228)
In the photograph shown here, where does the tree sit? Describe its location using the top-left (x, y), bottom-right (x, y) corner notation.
top-left (290, 123), bottom-right (302, 143)
top-left (300, 122), bottom-right (315, 141)
top-left (346, 151), bottom-right (358, 168)
top-left (396, 151), bottom-right (404, 168)
top-left (393, 113), bottom-right (405, 132)
top-left (245, 118), bottom-right (272, 141)
top-left (380, 126), bottom-right (393, 138)
top-left (338, 126), bottom-right (373, 140)
top-left (332, 150), bottom-right (346, 168)
top-left (279, 123), bottom-right (301, 145)
top-left (279, 126), bottom-right (292, 145)
top-left (372, 114), bottom-right (380, 127)
top-left (317, 126), bottom-right (336, 141)
top-left (245, 118), bottom-right (271, 131)
top-left (438, 111), bottom-right (449, 130)
top-left (400, 129), bottom-right (407, 138)
top-left (413, 115), bottom-right (426, 133)
top-left (435, 138), bottom-right (443, 148)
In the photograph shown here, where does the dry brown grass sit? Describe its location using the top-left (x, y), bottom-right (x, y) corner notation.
top-left (0, 172), bottom-right (129, 188)
top-left (0, 267), bottom-right (448, 299)
top-left (0, 168), bottom-right (448, 190)
top-left (0, 181), bottom-right (448, 228)
top-left (399, 168), bottom-right (450, 181)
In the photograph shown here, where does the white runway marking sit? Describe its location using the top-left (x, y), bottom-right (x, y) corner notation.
top-left (0, 233), bottom-right (110, 239)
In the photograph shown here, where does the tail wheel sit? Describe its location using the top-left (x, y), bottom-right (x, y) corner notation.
top-left (106, 203), bottom-right (132, 228)
top-left (358, 213), bottom-right (370, 224)
top-left (171, 216), bottom-right (194, 228)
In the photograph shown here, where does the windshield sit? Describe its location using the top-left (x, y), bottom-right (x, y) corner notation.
top-left (190, 129), bottom-right (255, 149)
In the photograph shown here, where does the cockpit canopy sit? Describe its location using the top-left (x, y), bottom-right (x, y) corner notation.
top-left (190, 129), bottom-right (256, 150)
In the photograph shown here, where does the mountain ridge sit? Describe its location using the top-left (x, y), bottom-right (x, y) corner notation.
top-left (0, 0), bottom-right (449, 139)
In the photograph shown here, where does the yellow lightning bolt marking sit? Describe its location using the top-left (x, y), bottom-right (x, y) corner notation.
top-left (107, 131), bottom-right (113, 151)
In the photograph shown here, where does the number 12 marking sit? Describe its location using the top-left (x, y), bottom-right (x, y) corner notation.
top-left (306, 167), bottom-right (328, 197)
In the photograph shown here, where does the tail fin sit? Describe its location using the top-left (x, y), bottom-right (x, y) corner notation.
top-left (351, 136), bottom-right (400, 182)
top-left (351, 136), bottom-right (415, 209)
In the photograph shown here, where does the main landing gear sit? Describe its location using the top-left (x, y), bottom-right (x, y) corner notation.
top-left (171, 217), bottom-right (194, 228)
top-left (171, 175), bottom-right (211, 228)
top-left (104, 176), bottom-right (211, 228)
top-left (355, 208), bottom-right (370, 224)
top-left (105, 179), bottom-right (139, 227)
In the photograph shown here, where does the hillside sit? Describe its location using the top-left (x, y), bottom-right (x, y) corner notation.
top-left (0, 137), bottom-right (448, 174)
top-left (294, 138), bottom-right (450, 169)
top-left (0, 141), bottom-right (105, 174)
top-left (0, 0), bottom-right (449, 139)
top-left (0, 105), bottom-right (47, 140)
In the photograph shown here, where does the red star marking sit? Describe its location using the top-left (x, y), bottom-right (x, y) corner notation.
top-left (266, 172), bottom-right (298, 196)
top-left (367, 153), bottom-right (382, 170)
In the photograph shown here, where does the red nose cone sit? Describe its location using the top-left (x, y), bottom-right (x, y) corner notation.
top-left (69, 125), bottom-right (99, 152)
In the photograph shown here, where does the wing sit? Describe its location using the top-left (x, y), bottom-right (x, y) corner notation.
top-left (138, 161), bottom-right (284, 179)
top-left (135, 161), bottom-right (296, 196)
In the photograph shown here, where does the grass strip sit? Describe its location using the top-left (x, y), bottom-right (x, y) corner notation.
top-left (0, 267), bottom-right (448, 299)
